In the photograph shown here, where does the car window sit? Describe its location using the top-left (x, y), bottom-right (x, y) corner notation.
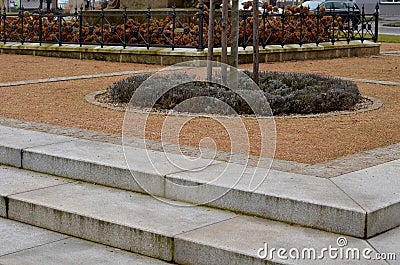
top-left (322, 2), bottom-right (333, 9)
top-left (323, 1), bottom-right (355, 9)
top-left (302, 1), bottom-right (320, 9)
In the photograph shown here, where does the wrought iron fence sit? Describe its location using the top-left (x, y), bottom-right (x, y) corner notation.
top-left (0, 2), bottom-right (379, 51)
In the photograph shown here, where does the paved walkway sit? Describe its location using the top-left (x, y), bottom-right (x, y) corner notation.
top-left (0, 54), bottom-right (400, 263)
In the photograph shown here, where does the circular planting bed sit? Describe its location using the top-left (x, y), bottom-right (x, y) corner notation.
top-left (96, 71), bottom-right (367, 116)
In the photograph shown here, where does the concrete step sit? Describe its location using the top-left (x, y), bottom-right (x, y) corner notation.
top-left (0, 125), bottom-right (399, 239)
top-left (1, 165), bottom-right (398, 264)
top-left (0, 217), bottom-right (174, 265)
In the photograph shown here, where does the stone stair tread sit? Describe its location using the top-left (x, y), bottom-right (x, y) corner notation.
top-left (1, 124), bottom-right (400, 238)
top-left (0, 165), bottom-right (398, 264)
top-left (175, 216), bottom-right (389, 265)
top-left (0, 217), bottom-right (173, 265)
top-left (3, 167), bottom-right (234, 261)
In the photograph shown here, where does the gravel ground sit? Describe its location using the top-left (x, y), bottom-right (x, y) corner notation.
top-left (0, 43), bottom-right (399, 164)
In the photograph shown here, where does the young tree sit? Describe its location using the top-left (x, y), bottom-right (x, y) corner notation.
top-left (252, 0), bottom-right (259, 84)
top-left (207, 0), bottom-right (215, 82)
top-left (221, 0), bottom-right (228, 85)
top-left (230, 0), bottom-right (239, 88)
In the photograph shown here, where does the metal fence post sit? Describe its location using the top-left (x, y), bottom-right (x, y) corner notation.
top-left (197, 0), bottom-right (204, 51)
top-left (299, 5), bottom-right (303, 46)
top-left (361, 4), bottom-right (365, 43)
top-left (101, 6), bottom-right (104, 48)
top-left (146, 4), bottom-right (151, 50)
top-left (331, 10), bottom-right (335, 45)
top-left (281, 6), bottom-right (285, 47)
top-left (2, 7), bottom-right (6, 44)
top-left (39, 8), bottom-right (43, 45)
top-left (262, 7), bottom-right (266, 48)
top-left (79, 7), bottom-right (83, 47)
top-left (171, 3), bottom-right (176, 50)
top-left (58, 12), bottom-right (62, 46)
top-left (346, 4), bottom-right (350, 43)
top-left (123, 6), bottom-right (127, 48)
top-left (242, 8), bottom-right (248, 49)
top-left (19, 7), bottom-right (24, 44)
top-left (374, 2), bottom-right (379, 42)
top-left (316, 4), bottom-right (320, 45)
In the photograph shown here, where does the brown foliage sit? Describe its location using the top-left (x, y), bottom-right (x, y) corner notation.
top-left (0, 6), bottom-right (352, 47)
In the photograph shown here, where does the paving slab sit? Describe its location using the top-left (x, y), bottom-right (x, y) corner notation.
top-left (332, 159), bottom-right (400, 238)
top-left (175, 215), bottom-right (386, 265)
top-left (0, 217), bottom-right (67, 256)
top-left (368, 226), bottom-right (400, 265)
top-left (166, 162), bottom-right (366, 237)
top-left (22, 138), bottom-right (216, 196)
top-left (0, 237), bottom-right (173, 265)
top-left (0, 165), bottom-right (72, 217)
top-left (7, 181), bottom-right (236, 262)
top-left (0, 125), bottom-right (73, 167)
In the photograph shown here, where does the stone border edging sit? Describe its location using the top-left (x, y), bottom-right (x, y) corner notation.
top-left (0, 41), bottom-right (381, 65)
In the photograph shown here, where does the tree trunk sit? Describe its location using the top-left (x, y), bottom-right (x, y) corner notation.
top-left (207, 0), bottom-right (215, 82)
top-left (252, 0), bottom-right (259, 84)
top-left (230, 0), bottom-right (239, 88)
top-left (221, 0), bottom-right (228, 85)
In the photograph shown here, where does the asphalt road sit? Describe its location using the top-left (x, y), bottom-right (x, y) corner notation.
top-left (379, 17), bottom-right (400, 35)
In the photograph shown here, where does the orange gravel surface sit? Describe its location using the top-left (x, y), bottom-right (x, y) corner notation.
top-left (0, 43), bottom-right (399, 164)
top-left (0, 54), bottom-right (159, 82)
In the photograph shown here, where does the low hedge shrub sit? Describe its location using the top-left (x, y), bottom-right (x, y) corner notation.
top-left (106, 71), bottom-right (361, 115)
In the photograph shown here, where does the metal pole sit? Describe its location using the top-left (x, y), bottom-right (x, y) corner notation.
top-left (197, 0), bottom-right (204, 51)
top-left (361, 4), bottom-right (364, 43)
top-left (299, 5), bottom-right (303, 46)
top-left (374, 2), bottom-right (379, 42)
top-left (78, 6), bottom-right (82, 46)
top-left (281, 6), bottom-right (285, 47)
top-left (39, 7), bottom-right (43, 44)
top-left (3, 7), bottom-right (7, 44)
top-left (243, 8), bottom-right (247, 49)
top-left (20, 7), bottom-right (24, 44)
top-left (316, 4), bottom-right (320, 45)
top-left (58, 11), bottom-right (62, 45)
top-left (171, 3), bottom-right (176, 50)
top-left (2, 7), bottom-right (6, 44)
top-left (146, 4), bottom-right (150, 50)
top-left (123, 5), bottom-right (127, 48)
top-left (261, 5), bottom-right (266, 48)
top-left (100, 6), bottom-right (104, 47)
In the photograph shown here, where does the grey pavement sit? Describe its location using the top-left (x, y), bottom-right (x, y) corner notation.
top-left (0, 125), bottom-right (399, 240)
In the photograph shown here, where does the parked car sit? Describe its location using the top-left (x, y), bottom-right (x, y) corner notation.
top-left (301, 0), bottom-right (361, 26)
top-left (220, 0), bottom-right (262, 10)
